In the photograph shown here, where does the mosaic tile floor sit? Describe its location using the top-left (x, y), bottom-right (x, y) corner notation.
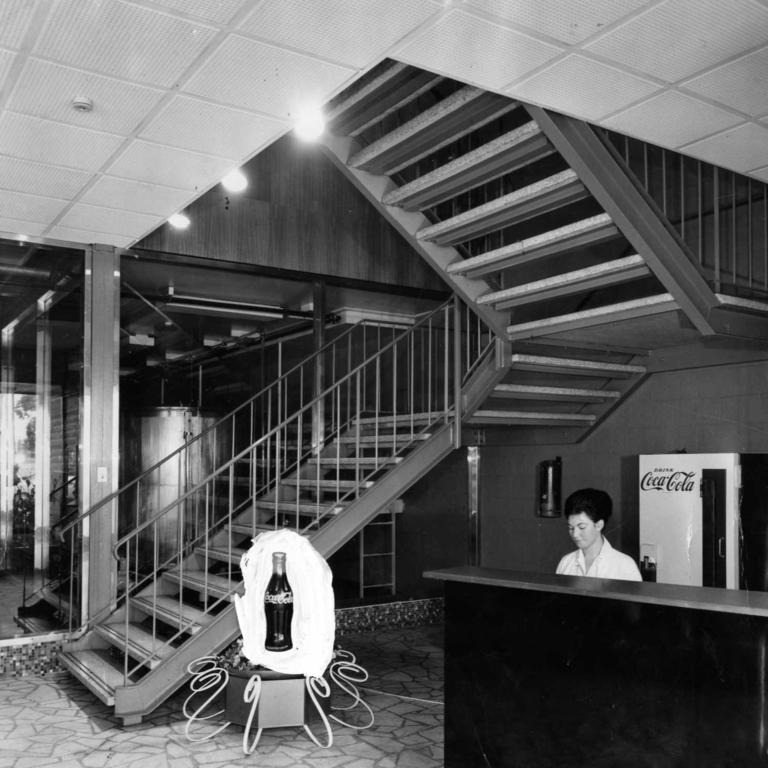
top-left (0, 624), bottom-right (444, 768)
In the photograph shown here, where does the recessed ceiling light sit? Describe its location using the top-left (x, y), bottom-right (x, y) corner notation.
top-left (221, 169), bottom-right (247, 193)
top-left (294, 106), bottom-right (325, 142)
top-left (168, 213), bottom-right (190, 230)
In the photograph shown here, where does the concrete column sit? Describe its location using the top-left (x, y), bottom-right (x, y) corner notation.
top-left (81, 245), bottom-right (120, 621)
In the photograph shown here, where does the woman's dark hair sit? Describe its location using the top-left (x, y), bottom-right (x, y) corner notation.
top-left (564, 488), bottom-right (612, 524)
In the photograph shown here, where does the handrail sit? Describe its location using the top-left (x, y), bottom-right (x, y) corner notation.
top-left (58, 294), bottom-right (497, 683)
top-left (58, 315), bottom-right (402, 538)
top-left (113, 300), bottom-right (456, 549)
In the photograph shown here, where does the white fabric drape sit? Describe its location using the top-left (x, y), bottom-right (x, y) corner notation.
top-left (233, 529), bottom-right (335, 678)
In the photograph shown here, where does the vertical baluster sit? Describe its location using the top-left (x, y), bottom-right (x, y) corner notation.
top-left (764, 186), bottom-right (767, 292)
top-left (732, 172), bottom-right (737, 287)
top-left (714, 168), bottom-right (721, 292)
top-left (661, 149), bottom-right (667, 216)
top-left (748, 179), bottom-right (753, 289)
top-left (697, 161), bottom-right (703, 266)
top-left (680, 154), bottom-right (685, 238)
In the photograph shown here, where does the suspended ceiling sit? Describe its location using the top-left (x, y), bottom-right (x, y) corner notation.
top-left (2, 0), bottom-right (768, 249)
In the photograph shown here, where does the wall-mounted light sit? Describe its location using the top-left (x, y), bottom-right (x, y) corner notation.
top-left (221, 169), bottom-right (247, 193)
top-left (537, 456), bottom-right (562, 517)
top-left (168, 213), bottom-right (190, 230)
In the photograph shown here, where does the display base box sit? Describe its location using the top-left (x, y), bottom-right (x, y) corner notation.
top-left (225, 668), bottom-right (329, 729)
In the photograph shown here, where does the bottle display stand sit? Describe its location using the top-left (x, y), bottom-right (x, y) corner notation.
top-left (183, 649), bottom-right (373, 754)
top-left (224, 668), bottom-right (329, 729)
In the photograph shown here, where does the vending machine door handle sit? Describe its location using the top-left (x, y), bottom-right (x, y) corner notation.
top-left (718, 537), bottom-right (726, 559)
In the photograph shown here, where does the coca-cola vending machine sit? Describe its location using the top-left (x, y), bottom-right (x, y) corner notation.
top-left (638, 453), bottom-right (768, 590)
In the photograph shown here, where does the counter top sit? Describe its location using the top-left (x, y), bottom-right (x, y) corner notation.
top-left (424, 566), bottom-right (768, 617)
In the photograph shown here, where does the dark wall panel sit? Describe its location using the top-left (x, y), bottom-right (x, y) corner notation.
top-left (136, 136), bottom-right (444, 292)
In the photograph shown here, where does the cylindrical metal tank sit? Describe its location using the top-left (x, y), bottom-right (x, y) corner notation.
top-left (119, 407), bottom-right (224, 569)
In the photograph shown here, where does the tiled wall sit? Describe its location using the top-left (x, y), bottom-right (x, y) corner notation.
top-left (0, 635), bottom-right (67, 677)
top-left (0, 597), bottom-right (444, 677)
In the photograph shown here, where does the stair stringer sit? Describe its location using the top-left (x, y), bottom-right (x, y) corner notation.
top-left (113, 608), bottom-right (240, 722)
top-left (308, 421), bottom-right (455, 557)
top-left (319, 133), bottom-right (509, 339)
top-left (526, 105), bottom-right (719, 336)
top-left (110, 421), bottom-right (456, 721)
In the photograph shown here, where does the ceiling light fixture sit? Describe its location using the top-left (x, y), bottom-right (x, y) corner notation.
top-left (168, 213), bottom-right (190, 230)
top-left (221, 169), bottom-right (248, 193)
top-left (294, 106), bottom-right (326, 142)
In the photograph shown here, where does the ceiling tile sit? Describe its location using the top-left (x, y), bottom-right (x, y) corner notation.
top-left (45, 224), bottom-right (133, 248)
top-left (34, 0), bottom-right (218, 87)
top-left (585, 0), bottom-right (768, 82)
top-left (682, 123), bottom-right (768, 173)
top-left (140, 95), bottom-right (287, 159)
top-left (0, 190), bottom-right (68, 223)
top-left (0, 156), bottom-right (91, 199)
top-left (106, 140), bottom-right (233, 190)
top-left (0, 0), bottom-right (40, 50)
top-left (9, 58), bottom-right (165, 135)
top-left (146, 0), bottom-right (249, 25)
top-left (601, 91), bottom-right (743, 149)
top-left (394, 9), bottom-right (564, 90)
top-left (463, 0), bottom-right (651, 44)
top-left (0, 112), bottom-right (125, 171)
top-left (183, 34), bottom-right (355, 119)
top-left (79, 176), bottom-right (193, 216)
top-left (683, 46), bottom-right (768, 118)
top-left (238, 0), bottom-right (440, 68)
top-left (59, 203), bottom-right (162, 238)
top-left (508, 55), bottom-right (659, 121)
top-left (0, 218), bottom-right (47, 238)
top-left (0, 49), bottom-right (15, 87)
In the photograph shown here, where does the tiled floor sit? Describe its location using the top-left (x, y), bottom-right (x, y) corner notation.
top-left (0, 624), bottom-right (444, 768)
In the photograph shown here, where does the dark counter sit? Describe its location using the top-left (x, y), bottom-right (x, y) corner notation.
top-left (426, 567), bottom-right (768, 767)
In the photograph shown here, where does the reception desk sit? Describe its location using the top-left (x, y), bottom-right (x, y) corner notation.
top-left (425, 567), bottom-right (768, 767)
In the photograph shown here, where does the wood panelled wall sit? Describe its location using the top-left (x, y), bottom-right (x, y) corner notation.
top-left (479, 357), bottom-right (768, 576)
top-left (136, 135), bottom-right (444, 292)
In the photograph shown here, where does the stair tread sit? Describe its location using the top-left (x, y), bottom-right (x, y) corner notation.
top-left (59, 649), bottom-right (123, 704)
top-left (163, 569), bottom-right (242, 598)
top-left (417, 169), bottom-right (586, 246)
top-left (254, 500), bottom-right (342, 514)
top-left (308, 457), bottom-right (403, 465)
top-left (349, 85), bottom-right (516, 175)
top-left (354, 412), bottom-right (444, 425)
top-left (196, 545), bottom-right (247, 565)
top-left (448, 213), bottom-right (619, 278)
top-left (493, 383), bottom-right (621, 401)
top-left (282, 478), bottom-right (374, 489)
top-left (506, 293), bottom-right (677, 340)
top-left (382, 121), bottom-right (552, 211)
top-left (479, 254), bottom-right (649, 310)
top-left (132, 595), bottom-right (213, 632)
top-left (328, 61), bottom-right (442, 137)
top-left (337, 433), bottom-right (431, 443)
top-left (95, 622), bottom-right (175, 665)
top-left (509, 353), bottom-right (646, 377)
top-left (467, 410), bottom-right (596, 425)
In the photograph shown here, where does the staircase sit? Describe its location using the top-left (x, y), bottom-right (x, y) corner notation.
top-left (56, 301), bottom-right (493, 723)
top-left (320, 60), bottom-right (768, 445)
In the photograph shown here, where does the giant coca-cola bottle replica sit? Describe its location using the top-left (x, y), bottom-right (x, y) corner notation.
top-left (264, 551), bottom-right (293, 652)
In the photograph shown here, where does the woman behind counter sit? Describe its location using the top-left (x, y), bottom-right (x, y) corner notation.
top-left (556, 488), bottom-right (642, 582)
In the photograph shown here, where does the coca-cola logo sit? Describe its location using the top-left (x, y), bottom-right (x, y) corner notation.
top-left (640, 468), bottom-right (696, 492)
top-left (265, 593), bottom-right (293, 604)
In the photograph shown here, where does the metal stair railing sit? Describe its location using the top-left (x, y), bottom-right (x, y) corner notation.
top-left (106, 296), bottom-right (495, 685)
top-left (52, 316), bottom-right (418, 633)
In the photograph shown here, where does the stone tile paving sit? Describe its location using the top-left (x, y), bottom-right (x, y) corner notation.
top-left (0, 625), bottom-right (444, 767)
